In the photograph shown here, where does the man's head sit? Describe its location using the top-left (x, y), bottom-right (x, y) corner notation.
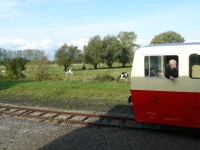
top-left (169, 59), bottom-right (177, 69)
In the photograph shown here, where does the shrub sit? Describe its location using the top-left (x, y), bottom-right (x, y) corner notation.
top-left (4, 57), bottom-right (26, 79)
top-left (25, 56), bottom-right (50, 81)
top-left (94, 73), bottom-right (115, 81)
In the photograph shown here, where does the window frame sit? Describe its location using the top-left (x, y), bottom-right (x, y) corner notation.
top-left (144, 55), bottom-right (179, 78)
top-left (144, 55), bottom-right (165, 78)
top-left (189, 54), bottom-right (200, 79)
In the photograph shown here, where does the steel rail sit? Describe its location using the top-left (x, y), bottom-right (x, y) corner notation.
top-left (0, 104), bottom-right (134, 121)
top-left (0, 104), bottom-right (142, 130)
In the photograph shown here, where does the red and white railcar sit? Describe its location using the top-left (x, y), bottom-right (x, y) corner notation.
top-left (130, 42), bottom-right (200, 128)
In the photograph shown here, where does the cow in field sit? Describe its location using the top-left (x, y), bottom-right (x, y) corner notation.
top-left (117, 72), bottom-right (128, 81)
top-left (63, 68), bottom-right (73, 75)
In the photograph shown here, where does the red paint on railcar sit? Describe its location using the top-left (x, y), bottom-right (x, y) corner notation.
top-left (130, 90), bottom-right (200, 128)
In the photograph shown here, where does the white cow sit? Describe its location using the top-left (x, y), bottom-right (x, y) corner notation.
top-left (63, 68), bottom-right (73, 75)
top-left (117, 72), bottom-right (128, 81)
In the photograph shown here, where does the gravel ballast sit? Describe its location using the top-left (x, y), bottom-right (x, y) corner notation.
top-left (1, 114), bottom-right (200, 150)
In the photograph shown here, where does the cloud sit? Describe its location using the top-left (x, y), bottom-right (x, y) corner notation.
top-left (0, 37), bottom-right (60, 60)
top-left (68, 38), bottom-right (89, 50)
top-left (0, 37), bottom-right (89, 60)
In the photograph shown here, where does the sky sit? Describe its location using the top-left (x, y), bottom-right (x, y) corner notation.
top-left (0, 0), bottom-right (200, 60)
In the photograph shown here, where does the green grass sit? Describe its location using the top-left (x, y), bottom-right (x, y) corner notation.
top-left (0, 64), bottom-right (133, 114)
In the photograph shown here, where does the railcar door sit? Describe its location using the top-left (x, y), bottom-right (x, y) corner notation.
top-left (187, 54), bottom-right (200, 128)
top-left (142, 55), bottom-right (181, 125)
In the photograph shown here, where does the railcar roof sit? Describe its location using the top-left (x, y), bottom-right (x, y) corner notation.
top-left (144, 42), bottom-right (200, 48)
top-left (135, 42), bottom-right (200, 54)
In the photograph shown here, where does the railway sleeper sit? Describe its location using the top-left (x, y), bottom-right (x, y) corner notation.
top-left (103, 119), bottom-right (112, 125)
top-left (118, 120), bottom-right (127, 126)
top-left (95, 118), bottom-right (104, 124)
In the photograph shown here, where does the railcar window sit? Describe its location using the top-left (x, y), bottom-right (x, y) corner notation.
top-left (144, 56), bottom-right (165, 77)
top-left (189, 54), bottom-right (200, 78)
top-left (144, 55), bottom-right (179, 78)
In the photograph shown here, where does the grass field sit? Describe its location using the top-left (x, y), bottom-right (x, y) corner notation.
top-left (0, 63), bottom-right (133, 114)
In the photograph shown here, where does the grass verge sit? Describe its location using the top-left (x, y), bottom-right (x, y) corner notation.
top-left (0, 65), bottom-right (133, 115)
top-left (0, 80), bottom-right (132, 115)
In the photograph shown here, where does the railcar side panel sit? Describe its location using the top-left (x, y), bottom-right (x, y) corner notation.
top-left (130, 90), bottom-right (200, 128)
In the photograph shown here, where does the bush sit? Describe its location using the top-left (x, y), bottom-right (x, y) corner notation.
top-left (94, 73), bottom-right (115, 81)
top-left (25, 56), bottom-right (50, 81)
top-left (4, 58), bottom-right (26, 79)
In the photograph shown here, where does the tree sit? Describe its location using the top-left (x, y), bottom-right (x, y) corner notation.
top-left (5, 57), bottom-right (27, 79)
top-left (54, 44), bottom-right (81, 68)
top-left (84, 35), bottom-right (103, 69)
top-left (117, 31), bottom-right (139, 49)
top-left (117, 31), bottom-right (140, 67)
top-left (150, 31), bottom-right (185, 44)
top-left (74, 52), bottom-right (83, 63)
top-left (102, 35), bottom-right (121, 68)
top-left (117, 45), bottom-right (132, 67)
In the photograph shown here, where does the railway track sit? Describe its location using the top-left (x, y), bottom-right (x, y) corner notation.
top-left (0, 104), bottom-right (197, 135)
top-left (0, 104), bottom-right (159, 131)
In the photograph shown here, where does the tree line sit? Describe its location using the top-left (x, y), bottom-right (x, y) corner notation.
top-left (55, 31), bottom-right (140, 69)
top-left (0, 49), bottom-right (46, 65)
top-left (55, 31), bottom-right (185, 69)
